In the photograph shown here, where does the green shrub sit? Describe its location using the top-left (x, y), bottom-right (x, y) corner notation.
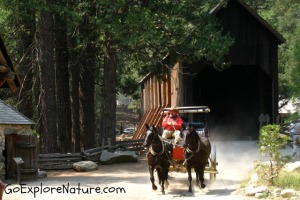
top-left (254, 124), bottom-right (288, 186)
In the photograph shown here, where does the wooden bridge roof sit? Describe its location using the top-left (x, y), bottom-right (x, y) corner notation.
top-left (210, 0), bottom-right (285, 44)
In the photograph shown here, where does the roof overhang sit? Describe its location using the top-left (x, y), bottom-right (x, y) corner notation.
top-left (210, 0), bottom-right (285, 44)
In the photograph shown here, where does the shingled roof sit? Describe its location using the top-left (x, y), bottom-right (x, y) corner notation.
top-left (0, 99), bottom-right (35, 125)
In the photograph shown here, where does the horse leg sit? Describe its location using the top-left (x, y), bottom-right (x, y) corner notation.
top-left (157, 168), bottom-right (162, 185)
top-left (161, 180), bottom-right (165, 195)
top-left (187, 165), bottom-right (193, 193)
top-left (149, 165), bottom-right (157, 190)
top-left (160, 168), bottom-right (168, 195)
top-left (198, 165), bottom-right (206, 189)
top-left (195, 169), bottom-right (200, 186)
top-left (165, 168), bottom-right (169, 189)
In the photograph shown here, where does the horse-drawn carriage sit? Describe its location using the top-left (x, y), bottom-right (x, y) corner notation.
top-left (143, 106), bottom-right (218, 194)
top-left (161, 106), bottom-right (218, 180)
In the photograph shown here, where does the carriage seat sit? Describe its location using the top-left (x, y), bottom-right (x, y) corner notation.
top-left (184, 122), bottom-right (206, 136)
top-left (183, 122), bottom-right (204, 128)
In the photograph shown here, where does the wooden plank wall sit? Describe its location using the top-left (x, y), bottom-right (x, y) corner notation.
top-left (133, 72), bottom-right (171, 139)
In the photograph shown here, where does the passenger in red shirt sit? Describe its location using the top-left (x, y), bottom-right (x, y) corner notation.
top-left (162, 107), bottom-right (183, 139)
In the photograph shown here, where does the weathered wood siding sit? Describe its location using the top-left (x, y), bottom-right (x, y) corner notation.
top-left (212, 0), bottom-right (281, 123)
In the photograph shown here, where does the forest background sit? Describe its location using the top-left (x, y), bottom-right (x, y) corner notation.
top-left (0, 0), bottom-right (299, 154)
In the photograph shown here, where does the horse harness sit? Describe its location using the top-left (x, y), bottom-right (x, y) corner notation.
top-left (182, 135), bottom-right (201, 166)
top-left (147, 135), bottom-right (173, 164)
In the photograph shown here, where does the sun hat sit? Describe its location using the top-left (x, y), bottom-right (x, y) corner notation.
top-left (169, 106), bottom-right (178, 113)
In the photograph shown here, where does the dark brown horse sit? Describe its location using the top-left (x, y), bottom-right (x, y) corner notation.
top-left (143, 124), bottom-right (172, 194)
top-left (182, 126), bottom-right (211, 193)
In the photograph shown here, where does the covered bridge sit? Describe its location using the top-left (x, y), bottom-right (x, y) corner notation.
top-left (133, 0), bottom-right (285, 140)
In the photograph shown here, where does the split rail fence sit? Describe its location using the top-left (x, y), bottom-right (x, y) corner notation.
top-left (38, 139), bottom-right (145, 170)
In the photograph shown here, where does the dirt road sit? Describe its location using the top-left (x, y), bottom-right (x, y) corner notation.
top-left (3, 141), bottom-right (270, 200)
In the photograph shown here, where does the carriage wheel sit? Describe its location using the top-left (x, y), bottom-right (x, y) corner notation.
top-left (209, 145), bottom-right (217, 180)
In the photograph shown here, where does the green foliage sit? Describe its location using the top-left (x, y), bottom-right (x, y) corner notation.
top-left (0, 6), bottom-right (9, 25)
top-left (0, 0), bottom-right (235, 94)
top-left (259, 125), bottom-right (288, 156)
top-left (96, 0), bottom-right (234, 76)
top-left (245, 0), bottom-right (300, 106)
top-left (96, 0), bottom-right (234, 98)
top-left (260, 0), bottom-right (300, 103)
top-left (254, 124), bottom-right (288, 186)
top-left (275, 171), bottom-right (300, 190)
top-left (118, 75), bottom-right (139, 97)
top-left (32, 129), bottom-right (40, 138)
top-left (289, 26), bottom-right (300, 99)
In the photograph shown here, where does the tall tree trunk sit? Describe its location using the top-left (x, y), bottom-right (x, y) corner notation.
top-left (15, 3), bottom-right (36, 119)
top-left (70, 43), bottom-right (81, 152)
top-left (68, 0), bottom-right (81, 153)
top-left (79, 57), bottom-right (95, 149)
top-left (78, 9), bottom-right (96, 150)
top-left (39, 6), bottom-right (58, 153)
top-left (55, 12), bottom-right (72, 153)
top-left (102, 38), bottom-right (117, 146)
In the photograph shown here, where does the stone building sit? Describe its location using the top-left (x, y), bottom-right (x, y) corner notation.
top-left (0, 99), bottom-right (35, 180)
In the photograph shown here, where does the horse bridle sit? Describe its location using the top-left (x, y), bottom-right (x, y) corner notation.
top-left (146, 131), bottom-right (165, 156)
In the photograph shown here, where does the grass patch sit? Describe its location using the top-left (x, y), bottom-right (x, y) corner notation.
top-left (275, 171), bottom-right (300, 190)
top-left (240, 177), bottom-right (251, 188)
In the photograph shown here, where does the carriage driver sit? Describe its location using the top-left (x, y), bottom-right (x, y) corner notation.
top-left (162, 107), bottom-right (183, 139)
